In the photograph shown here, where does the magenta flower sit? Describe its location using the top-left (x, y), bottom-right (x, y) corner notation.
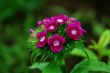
top-left (66, 24), bottom-right (86, 40)
top-left (43, 18), bottom-right (52, 25)
top-left (67, 17), bottom-right (81, 25)
top-left (52, 15), bottom-right (68, 24)
top-left (48, 34), bottom-right (65, 53)
top-left (37, 20), bottom-right (43, 28)
top-left (45, 22), bottom-right (58, 32)
top-left (36, 31), bottom-right (47, 48)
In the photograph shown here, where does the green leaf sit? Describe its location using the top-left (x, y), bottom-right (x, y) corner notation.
top-left (70, 59), bottom-right (89, 73)
top-left (70, 48), bottom-right (98, 60)
top-left (98, 30), bottom-right (110, 49)
top-left (71, 40), bottom-right (89, 60)
top-left (29, 62), bottom-right (49, 70)
top-left (98, 49), bottom-right (110, 57)
top-left (70, 59), bottom-right (110, 73)
top-left (42, 62), bottom-right (62, 73)
top-left (88, 40), bottom-right (97, 49)
top-left (89, 61), bottom-right (110, 72)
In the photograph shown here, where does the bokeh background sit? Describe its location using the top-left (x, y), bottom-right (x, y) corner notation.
top-left (0, 0), bottom-right (110, 73)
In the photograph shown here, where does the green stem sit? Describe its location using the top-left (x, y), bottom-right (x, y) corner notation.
top-left (60, 59), bottom-right (67, 73)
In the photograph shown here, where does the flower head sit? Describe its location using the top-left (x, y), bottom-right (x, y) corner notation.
top-left (67, 17), bottom-right (81, 25)
top-left (52, 15), bottom-right (68, 24)
top-left (48, 34), bottom-right (65, 53)
top-left (36, 31), bottom-right (47, 48)
top-left (45, 22), bottom-right (58, 32)
top-left (43, 18), bottom-right (52, 25)
top-left (66, 24), bottom-right (86, 40)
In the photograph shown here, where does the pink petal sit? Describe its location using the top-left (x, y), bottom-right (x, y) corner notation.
top-left (36, 31), bottom-right (47, 38)
top-left (37, 20), bottom-right (43, 27)
top-left (73, 37), bottom-right (79, 40)
top-left (47, 38), bottom-right (52, 45)
top-left (36, 42), bottom-right (46, 48)
top-left (60, 36), bottom-right (66, 44)
top-left (36, 32), bottom-right (42, 38)
top-left (50, 46), bottom-right (63, 53)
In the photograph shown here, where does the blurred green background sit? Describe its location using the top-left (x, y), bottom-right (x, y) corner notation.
top-left (0, 0), bottom-right (110, 73)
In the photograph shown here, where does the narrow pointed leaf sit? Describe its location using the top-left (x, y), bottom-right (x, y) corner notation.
top-left (98, 30), bottom-right (110, 49)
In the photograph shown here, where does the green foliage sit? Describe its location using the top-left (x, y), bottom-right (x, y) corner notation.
top-left (68, 39), bottom-right (89, 60)
top-left (29, 62), bottom-right (62, 73)
top-left (70, 59), bottom-right (110, 73)
top-left (98, 30), bottom-right (110, 49)
top-left (70, 48), bottom-right (98, 60)
top-left (29, 62), bottom-right (49, 70)
top-left (89, 30), bottom-right (110, 57)
top-left (42, 62), bottom-right (62, 73)
top-left (92, 21), bottom-right (105, 36)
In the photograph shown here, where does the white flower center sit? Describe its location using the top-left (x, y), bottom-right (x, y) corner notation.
top-left (49, 25), bottom-right (54, 29)
top-left (54, 41), bottom-right (59, 46)
top-left (40, 36), bottom-right (45, 42)
top-left (71, 30), bottom-right (77, 35)
top-left (57, 19), bottom-right (63, 23)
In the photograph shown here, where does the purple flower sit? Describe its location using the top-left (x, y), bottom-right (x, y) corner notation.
top-left (52, 15), bottom-right (68, 24)
top-left (66, 24), bottom-right (86, 40)
top-left (48, 34), bottom-right (65, 53)
top-left (45, 21), bottom-right (58, 32)
top-left (36, 31), bottom-right (47, 48)
top-left (37, 20), bottom-right (43, 28)
top-left (67, 17), bottom-right (81, 25)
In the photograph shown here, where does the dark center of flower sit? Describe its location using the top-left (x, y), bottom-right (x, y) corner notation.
top-left (54, 41), bottom-right (59, 46)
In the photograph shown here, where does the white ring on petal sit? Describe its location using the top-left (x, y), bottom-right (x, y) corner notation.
top-left (49, 25), bottom-right (54, 30)
top-left (54, 41), bottom-right (59, 46)
top-left (71, 29), bottom-right (77, 35)
top-left (40, 36), bottom-right (45, 42)
top-left (57, 19), bottom-right (63, 23)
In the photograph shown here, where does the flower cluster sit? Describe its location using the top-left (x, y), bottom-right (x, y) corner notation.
top-left (30, 14), bottom-right (86, 53)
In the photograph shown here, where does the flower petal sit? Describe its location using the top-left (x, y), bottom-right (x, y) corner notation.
top-left (60, 36), bottom-right (66, 44)
top-left (52, 14), bottom-right (68, 24)
top-left (37, 20), bottom-right (43, 28)
top-left (36, 31), bottom-right (47, 38)
top-left (36, 42), bottom-right (46, 48)
top-left (50, 46), bottom-right (63, 53)
top-left (66, 23), bottom-right (86, 40)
